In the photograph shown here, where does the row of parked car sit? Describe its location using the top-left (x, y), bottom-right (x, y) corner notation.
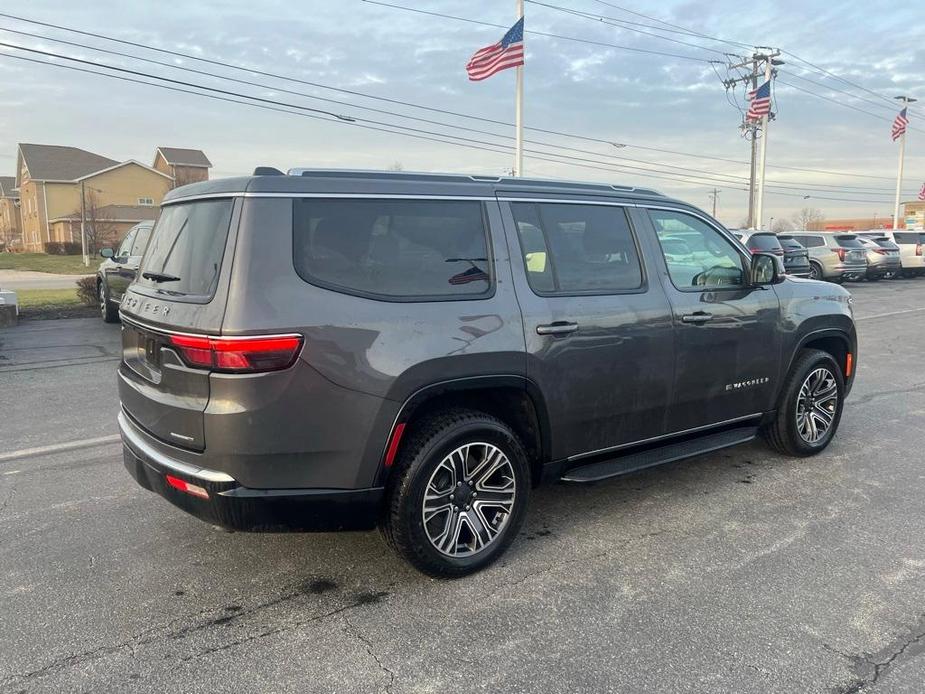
top-left (731, 229), bottom-right (925, 283)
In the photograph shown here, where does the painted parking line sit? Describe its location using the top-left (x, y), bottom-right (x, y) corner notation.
top-left (855, 307), bottom-right (925, 321)
top-left (0, 434), bottom-right (121, 463)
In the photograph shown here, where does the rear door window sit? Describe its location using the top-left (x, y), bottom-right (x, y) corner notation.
top-left (292, 198), bottom-right (491, 300)
top-left (510, 202), bottom-right (643, 294)
top-left (136, 199), bottom-right (234, 299)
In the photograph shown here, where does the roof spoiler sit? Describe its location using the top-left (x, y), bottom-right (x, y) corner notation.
top-left (253, 166), bottom-right (285, 176)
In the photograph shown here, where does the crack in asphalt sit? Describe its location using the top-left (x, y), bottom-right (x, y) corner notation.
top-left (0, 581), bottom-right (390, 687)
top-left (343, 613), bottom-right (396, 694)
top-left (827, 613), bottom-right (925, 693)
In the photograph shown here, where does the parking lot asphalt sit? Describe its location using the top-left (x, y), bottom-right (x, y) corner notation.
top-left (1, 279), bottom-right (925, 694)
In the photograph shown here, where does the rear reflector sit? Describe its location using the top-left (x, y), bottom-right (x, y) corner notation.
top-left (384, 422), bottom-right (407, 468)
top-left (845, 353), bottom-right (853, 378)
top-left (165, 474), bottom-right (210, 500)
top-left (169, 334), bottom-right (303, 373)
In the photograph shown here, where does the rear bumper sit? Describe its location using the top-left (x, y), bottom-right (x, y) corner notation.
top-left (119, 411), bottom-right (383, 532)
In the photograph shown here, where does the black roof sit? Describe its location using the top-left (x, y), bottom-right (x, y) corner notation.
top-left (163, 169), bottom-right (676, 205)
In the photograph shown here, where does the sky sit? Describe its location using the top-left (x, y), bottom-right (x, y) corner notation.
top-left (0, 0), bottom-right (922, 227)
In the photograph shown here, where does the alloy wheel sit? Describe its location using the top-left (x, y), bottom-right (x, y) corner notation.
top-left (795, 367), bottom-right (838, 444)
top-left (421, 442), bottom-right (516, 557)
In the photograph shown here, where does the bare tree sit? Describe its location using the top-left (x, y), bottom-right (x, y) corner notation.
top-left (791, 207), bottom-right (825, 230)
top-left (770, 218), bottom-right (794, 233)
top-left (80, 191), bottom-right (118, 253)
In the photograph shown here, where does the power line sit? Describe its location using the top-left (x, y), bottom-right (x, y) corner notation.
top-left (360, 0), bottom-right (714, 63)
top-left (0, 50), bottom-right (907, 204)
top-left (0, 10), bottom-right (900, 183)
top-left (779, 69), bottom-right (900, 114)
top-left (783, 50), bottom-right (899, 107)
top-left (0, 36), bottom-right (903, 196)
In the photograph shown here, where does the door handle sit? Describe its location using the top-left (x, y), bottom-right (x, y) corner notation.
top-left (680, 312), bottom-right (714, 324)
top-left (536, 321), bottom-right (579, 336)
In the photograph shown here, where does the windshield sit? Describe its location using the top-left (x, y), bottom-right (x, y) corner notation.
top-left (136, 199), bottom-right (234, 299)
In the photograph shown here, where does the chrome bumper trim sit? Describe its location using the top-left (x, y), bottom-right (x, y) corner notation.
top-left (118, 411), bottom-right (236, 483)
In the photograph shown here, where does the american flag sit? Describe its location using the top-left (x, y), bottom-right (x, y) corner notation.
top-left (466, 18), bottom-right (524, 81)
top-left (448, 266), bottom-right (490, 285)
top-left (918, 182), bottom-right (925, 201)
top-left (892, 107), bottom-right (909, 141)
top-left (746, 80), bottom-right (772, 121)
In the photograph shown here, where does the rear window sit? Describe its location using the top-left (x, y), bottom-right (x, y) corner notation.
top-left (894, 232), bottom-right (924, 244)
top-left (136, 199), bottom-right (234, 299)
top-left (834, 235), bottom-right (864, 248)
top-left (747, 233), bottom-right (782, 251)
top-left (778, 238), bottom-right (803, 250)
top-left (292, 198), bottom-right (491, 300)
top-left (874, 239), bottom-right (899, 249)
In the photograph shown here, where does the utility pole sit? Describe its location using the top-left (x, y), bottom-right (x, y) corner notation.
top-left (893, 95), bottom-right (916, 229)
top-left (754, 54), bottom-right (775, 230)
top-left (80, 180), bottom-right (88, 267)
top-left (709, 188), bottom-right (720, 217)
top-left (514, 0), bottom-right (524, 176)
top-left (723, 48), bottom-right (782, 229)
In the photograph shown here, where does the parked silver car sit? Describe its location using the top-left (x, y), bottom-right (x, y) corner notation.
top-left (855, 234), bottom-right (902, 280)
top-left (780, 232), bottom-right (867, 282)
top-left (861, 230), bottom-right (925, 277)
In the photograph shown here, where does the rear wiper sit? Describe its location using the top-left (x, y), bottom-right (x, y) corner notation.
top-left (142, 271), bottom-right (181, 283)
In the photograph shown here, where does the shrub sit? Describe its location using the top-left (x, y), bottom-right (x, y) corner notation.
top-left (43, 241), bottom-right (83, 255)
top-left (75, 276), bottom-right (98, 307)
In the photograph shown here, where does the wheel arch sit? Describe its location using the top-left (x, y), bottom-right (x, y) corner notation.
top-left (790, 329), bottom-right (854, 383)
top-left (378, 375), bottom-right (551, 487)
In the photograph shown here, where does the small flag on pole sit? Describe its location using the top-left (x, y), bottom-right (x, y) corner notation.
top-left (746, 80), bottom-right (772, 121)
top-left (892, 108), bottom-right (909, 141)
top-left (466, 17), bottom-right (525, 81)
top-left (918, 182), bottom-right (925, 201)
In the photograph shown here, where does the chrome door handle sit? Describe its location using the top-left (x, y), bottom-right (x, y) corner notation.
top-left (536, 321), bottom-right (579, 335)
top-left (680, 312), bottom-right (714, 324)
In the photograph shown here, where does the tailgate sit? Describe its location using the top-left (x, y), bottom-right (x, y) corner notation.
top-left (117, 196), bottom-right (238, 451)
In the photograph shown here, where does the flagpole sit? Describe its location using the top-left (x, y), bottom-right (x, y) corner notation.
top-left (514, 0), bottom-right (524, 177)
top-left (754, 58), bottom-right (772, 229)
top-left (893, 131), bottom-right (905, 229)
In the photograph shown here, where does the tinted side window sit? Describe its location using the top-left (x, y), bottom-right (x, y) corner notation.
top-left (747, 233), bottom-right (782, 251)
top-left (649, 209), bottom-right (745, 289)
top-left (292, 199), bottom-right (490, 300)
top-left (894, 232), bottom-right (920, 244)
top-left (117, 229), bottom-right (137, 258)
top-left (130, 224), bottom-right (153, 256)
top-left (799, 235), bottom-right (825, 248)
top-left (510, 202), bottom-right (643, 294)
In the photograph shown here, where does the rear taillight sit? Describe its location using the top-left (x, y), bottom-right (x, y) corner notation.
top-left (169, 334), bottom-right (303, 373)
top-left (917, 244), bottom-right (923, 256)
top-left (835, 248), bottom-right (846, 261)
top-left (873, 249), bottom-right (887, 255)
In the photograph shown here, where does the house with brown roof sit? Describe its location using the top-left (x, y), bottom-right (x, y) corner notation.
top-left (153, 147), bottom-right (212, 189)
top-left (16, 143), bottom-right (174, 252)
top-left (0, 176), bottom-right (21, 249)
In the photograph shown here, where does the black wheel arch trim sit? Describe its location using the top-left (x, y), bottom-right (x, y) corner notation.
top-left (374, 374), bottom-right (552, 486)
top-left (786, 328), bottom-right (856, 391)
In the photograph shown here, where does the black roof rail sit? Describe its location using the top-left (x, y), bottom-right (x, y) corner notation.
top-left (253, 166), bottom-right (285, 176)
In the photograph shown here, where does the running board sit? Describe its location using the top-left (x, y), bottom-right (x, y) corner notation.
top-left (560, 426), bottom-right (758, 484)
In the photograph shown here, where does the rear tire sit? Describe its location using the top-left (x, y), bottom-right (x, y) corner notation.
top-left (99, 280), bottom-right (119, 323)
top-left (382, 408), bottom-right (530, 578)
top-left (808, 262), bottom-right (823, 281)
top-left (763, 349), bottom-right (845, 457)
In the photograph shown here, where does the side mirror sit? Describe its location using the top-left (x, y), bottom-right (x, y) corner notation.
top-left (99, 248), bottom-right (114, 259)
top-left (750, 252), bottom-right (781, 285)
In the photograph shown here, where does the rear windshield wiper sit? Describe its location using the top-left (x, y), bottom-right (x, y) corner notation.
top-left (142, 271), bottom-right (181, 283)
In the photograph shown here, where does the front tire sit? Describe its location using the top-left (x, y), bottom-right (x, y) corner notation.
top-left (763, 349), bottom-right (845, 457)
top-left (382, 409), bottom-right (530, 578)
top-left (99, 280), bottom-right (119, 323)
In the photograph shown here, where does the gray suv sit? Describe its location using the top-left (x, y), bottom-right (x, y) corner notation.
top-left (118, 170), bottom-right (857, 576)
top-left (782, 232), bottom-right (867, 282)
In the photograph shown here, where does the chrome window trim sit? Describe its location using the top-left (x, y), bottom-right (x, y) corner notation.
top-left (163, 193), bottom-right (498, 205)
top-left (496, 196), bottom-right (631, 207)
